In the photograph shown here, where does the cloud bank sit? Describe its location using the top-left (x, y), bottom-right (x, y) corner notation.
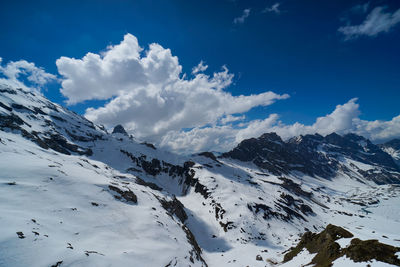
top-left (161, 98), bottom-right (400, 154)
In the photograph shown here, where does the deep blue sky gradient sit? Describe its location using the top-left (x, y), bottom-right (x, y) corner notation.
top-left (1, 0), bottom-right (399, 125)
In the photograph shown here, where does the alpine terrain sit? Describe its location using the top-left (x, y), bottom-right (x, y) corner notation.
top-left (1, 84), bottom-right (400, 267)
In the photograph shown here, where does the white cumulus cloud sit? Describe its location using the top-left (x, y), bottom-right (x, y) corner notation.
top-left (56, 33), bottom-right (289, 151)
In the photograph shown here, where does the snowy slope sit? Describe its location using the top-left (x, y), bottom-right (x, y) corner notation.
top-left (1, 84), bottom-right (400, 266)
top-left (0, 132), bottom-right (206, 267)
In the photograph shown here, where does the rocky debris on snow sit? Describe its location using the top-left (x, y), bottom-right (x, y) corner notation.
top-left (120, 149), bottom-right (196, 185)
top-left (181, 225), bottom-right (208, 266)
top-left (108, 185), bottom-right (138, 203)
top-left (84, 250), bottom-right (105, 256)
top-left (50, 261), bottom-right (63, 267)
top-left (219, 221), bottom-right (235, 232)
top-left (283, 224), bottom-right (400, 266)
top-left (159, 196), bottom-right (188, 223)
top-left (16, 231), bottom-right (25, 239)
top-left (346, 238), bottom-right (400, 265)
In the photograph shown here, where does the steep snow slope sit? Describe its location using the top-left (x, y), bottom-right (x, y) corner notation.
top-left (1, 85), bottom-right (400, 266)
top-left (0, 132), bottom-right (206, 267)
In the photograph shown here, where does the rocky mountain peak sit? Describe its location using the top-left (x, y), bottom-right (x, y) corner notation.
top-left (112, 124), bottom-right (128, 135)
top-left (259, 132), bottom-right (282, 142)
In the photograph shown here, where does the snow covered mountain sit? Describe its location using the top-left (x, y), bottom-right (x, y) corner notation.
top-left (381, 139), bottom-right (400, 168)
top-left (222, 132), bottom-right (400, 184)
top-left (1, 85), bottom-right (400, 267)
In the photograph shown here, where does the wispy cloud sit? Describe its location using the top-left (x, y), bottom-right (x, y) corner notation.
top-left (192, 60), bottom-right (208, 75)
top-left (0, 57), bottom-right (56, 91)
top-left (263, 3), bottom-right (280, 14)
top-left (350, 2), bottom-right (370, 14)
top-left (339, 6), bottom-right (400, 40)
top-left (233, 8), bottom-right (251, 24)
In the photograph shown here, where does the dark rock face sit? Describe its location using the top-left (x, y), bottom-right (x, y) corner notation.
top-left (120, 149), bottom-right (202, 196)
top-left (16, 231), bottom-right (25, 239)
top-left (159, 196), bottom-right (188, 223)
top-left (247, 201), bottom-right (309, 222)
top-left (181, 225), bottom-right (208, 266)
top-left (284, 224), bottom-right (353, 265)
top-left (112, 124), bottom-right (128, 135)
top-left (0, 101), bottom-right (12, 112)
top-left (141, 158), bottom-right (162, 176)
top-left (346, 238), bottom-right (400, 265)
top-left (222, 132), bottom-right (400, 184)
top-left (50, 261), bottom-right (63, 267)
top-left (158, 196), bottom-right (208, 266)
top-left (108, 185), bottom-right (138, 203)
top-left (42, 134), bottom-right (93, 156)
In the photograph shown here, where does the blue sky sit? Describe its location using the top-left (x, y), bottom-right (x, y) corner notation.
top-left (1, 0), bottom-right (400, 153)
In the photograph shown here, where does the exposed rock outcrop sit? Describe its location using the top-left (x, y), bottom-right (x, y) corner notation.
top-left (112, 124), bottom-right (128, 135)
top-left (283, 224), bottom-right (400, 267)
